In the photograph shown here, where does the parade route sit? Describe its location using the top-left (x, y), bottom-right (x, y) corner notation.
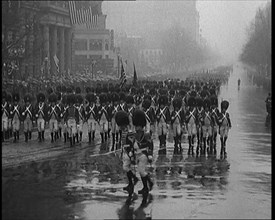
top-left (2, 63), bottom-right (271, 219)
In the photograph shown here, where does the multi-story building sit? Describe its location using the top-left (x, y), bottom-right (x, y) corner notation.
top-left (2, 0), bottom-right (116, 81)
top-left (2, 1), bottom-right (73, 79)
top-left (73, 1), bottom-right (116, 76)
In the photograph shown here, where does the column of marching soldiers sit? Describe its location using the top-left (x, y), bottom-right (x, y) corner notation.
top-left (2, 68), bottom-right (232, 159)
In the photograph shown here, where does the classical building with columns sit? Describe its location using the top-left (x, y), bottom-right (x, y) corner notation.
top-left (2, 1), bottom-right (116, 80)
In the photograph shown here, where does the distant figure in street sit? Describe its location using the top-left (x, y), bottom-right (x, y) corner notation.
top-left (265, 93), bottom-right (272, 115)
top-left (238, 78), bottom-right (241, 88)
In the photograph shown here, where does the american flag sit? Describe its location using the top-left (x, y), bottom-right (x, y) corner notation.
top-left (53, 54), bottom-right (59, 73)
top-left (120, 60), bottom-right (126, 88)
top-left (68, 1), bottom-right (98, 29)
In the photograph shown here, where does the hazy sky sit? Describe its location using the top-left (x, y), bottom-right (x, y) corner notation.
top-left (103, 0), bottom-right (269, 61)
top-left (197, 0), bottom-right (268, 60)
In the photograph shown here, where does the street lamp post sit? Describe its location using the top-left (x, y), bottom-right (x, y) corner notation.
top-left (91, 60), bottom-right (96, 80)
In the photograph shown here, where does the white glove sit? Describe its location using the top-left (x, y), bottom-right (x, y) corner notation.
top-left (129, 151), bottom-right (133, 157)
top-left (148, 155), bottom-right (153, 160)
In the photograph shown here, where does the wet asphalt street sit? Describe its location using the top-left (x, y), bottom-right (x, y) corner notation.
top-left (2, 63), bottom-right (271, 219)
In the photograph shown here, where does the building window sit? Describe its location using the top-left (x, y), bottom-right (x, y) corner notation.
top-left (75, 39), bottom-right (87, 51)
top-left (89, 39), bottom-right (102, 51)
top-left (105, 43), bottom-right (109, 51)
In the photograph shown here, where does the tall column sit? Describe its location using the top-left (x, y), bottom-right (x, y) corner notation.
top-left (65, 28), bottom-right (72, 73)
top-left (43, 24), bottom-right (50, 78)
top-left (58, 27), bottom-right (65, 74)
top-left (50, 25), bottom-right (57, 75)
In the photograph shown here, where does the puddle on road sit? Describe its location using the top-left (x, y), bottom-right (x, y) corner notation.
top-left (2, 64), bottom-right (271, 219)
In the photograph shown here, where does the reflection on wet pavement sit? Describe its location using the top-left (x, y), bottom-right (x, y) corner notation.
top-left (2, 63), bottom-right (271, 219)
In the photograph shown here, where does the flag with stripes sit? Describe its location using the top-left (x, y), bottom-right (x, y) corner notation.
top-left (120, 61), bottom-right (126, 88)
top-left (53, 54), bottom-right (59, 73)
top-left (68, 1), bottom-right (98, 29)
top-left (133, 62), bottom-right (137, 86)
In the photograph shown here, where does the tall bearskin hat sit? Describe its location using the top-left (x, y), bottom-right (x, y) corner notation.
top-left (48, 93), bottom-right (57, 103)
top-left (106, 92), bottom-right (112, 103)
top-left (203, 98), bottom-right (211, 109)
top-left (143, 94), bottom-right (151, 102)
top-left (209, 88), bottom-right (216, 96)
top-left (6, 93), bottom-right (12, 102)
top-left (102, 86), bottom-right (108, 93)
top-left (61, 94), bottom-right (67, 105)
top-left (138, 88), bottom-right (144, 95)
top-left (61, 85), bottom-right (67, 94)
top-left (187, 96), bottom-right (196, 107)
top-left (210, 96), bottom-right (218, 107)
top-left (130, 87), bottom-right (137, 95)
top-left (67, 93), bottom-right (76, 105)
top-left (75, 87), bottom-right (81, 94)
top-left (200, 90), bottom-right (208, 99)
top-left (112, 92), bottom-right (120, 102)
top-left (221, 100), bottom-right (229, 110)
top-left (196, 97), bottom-right (203, 107)
top-left (149, 88), bottom-right (156, 96)
top-left (2, 91), bottom-right (7, 100)
top-left (56, 85), bottom-right (61, 93)
top-left (86, 87), bottom-right (92, 94)
top-left (189, 90), bottom-right (197, 97)
top-left (179, 90), bottom-right (187, 98)
top-left (158, 95), bottom-right (168, 106)
top-left (96, 87), bottom-right (101, 95)
top-left (99, 93), bottom-right (107, 104)
top-left (37, 92), bottom-right (45, 103)
top-left (24, 93), bottom-right (32, 103)
top-left (142, 99), bottom-right (151, 109)
top-left (115, 110), bottom-right (130, 127)
top-left (133, 109), bottom-right (147, 127)
top-left (76, 94), bottom-right (83, 104)
top-left (119, 92), bottom-right (126, 101)
top-left (47, 87), bottom-right (53, 95)
top-left (86, 93), bottom-right (96, 103)
top-left (12, 93), bottom-right (20, 102)
top-left (56, 92), bottom-right (62, 101)
top-left (125, 95), bottom-right (134, 104)
top-left (169, 89), bottom-right (175, 96)
top-left (67, 87), bottom-right (73, 94)
top-left (172, 98), bottom-right (182, 109)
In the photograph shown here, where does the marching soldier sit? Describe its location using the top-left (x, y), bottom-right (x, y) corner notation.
top-left (56, 92), bottom-right (63, 139)
top-left (142, 98), bottom-right (156, 135)
top-left (6, 93), bottom-right (13, 139)
top-left (196, 96), bottom-right (204, 155)
top-left (109, 92), bottom-right (120, 150)
top-left (60, 94), bottom-right (69, 143)
top-left (210, 95), bottom-right (219, 155)
top-left (185, 96), bottom-right (198, 155)
top-left (85, 93), bottom-right (98, 143)
top-left (171, 97), bottom-right (185, 154)
top-left (132, 109), bottom-right (154, 195)
top-left (126, 95), bottom-right (135, 132)
top-left (98, 93), bottom-right (109, 143)
top-left (115, 110), bottom-right (139, 195)
top-left (64, 93), bottom-right (79, 147)
top-left (218, 100), bottom-right (231, 158)
top-left (34, 92), bottom-right (47, 142)
top-left (75, 94), bottom-right (85, 143)
top-left (47, 93), bottom-right (61, 143)
top-left (156, 95), bottom-right (171, 155)
top-left (10, 93), bottom-right (21, 143)
top-left (201, 98), bottom-right (215, 155)
top-left (2, 92), bottom-right (10, 142)
top-left (21, 93), bottom-right (35, 143)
